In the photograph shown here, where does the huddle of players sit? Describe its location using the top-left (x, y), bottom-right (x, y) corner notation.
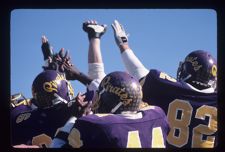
top-left (11, 19), bottom-right (217, 148)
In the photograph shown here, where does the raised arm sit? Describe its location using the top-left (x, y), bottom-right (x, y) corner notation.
top-left (83, 20), bottom-right (107, 81)
top-left (111, 20), bottom-right (149, 80)
top-left (54, 49), bottom-right (93, 86)
top-left (41, 35), bottom-right (55, 70)
top-left (40, 35), bottom-right (93, 85)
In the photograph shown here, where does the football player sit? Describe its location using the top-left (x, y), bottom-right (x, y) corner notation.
top-left (11, 70), bottom-right (93, 147)
top-left (11, 70), bottom-right (73, 147)
top-left (111, 20), bottom-right (217, 148)
top-left (50, 71), bottom-right (170, 148)
top-left (11, 35), bottom-right (98, 148)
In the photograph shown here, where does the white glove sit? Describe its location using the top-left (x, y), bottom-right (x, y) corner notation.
top-left (111, 20), bottom-right (129, 46)
top-left (83, 20), bottom-right (107, 40)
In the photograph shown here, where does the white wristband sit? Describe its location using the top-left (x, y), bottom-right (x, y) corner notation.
top-left (88, 63), bottom-right (106, 80)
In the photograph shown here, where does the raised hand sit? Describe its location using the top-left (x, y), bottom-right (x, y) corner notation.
top-left (83, 20), bottom-right (107, 40)
top-left (54, 49), bottom-right (93, 85)
top-left (72, 92), bottom-right (93, 118)
top-left (41, 35), bottom-right (54, 61)
top-left (111, 20), bottom-right (129, 46)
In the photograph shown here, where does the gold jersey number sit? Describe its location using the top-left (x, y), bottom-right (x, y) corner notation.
top-left (167, 99), bottom-right (217, 148)
top-left (32, 134), bottom-right (52, 148)
top-left (68, 124), bottom-right (165, 148)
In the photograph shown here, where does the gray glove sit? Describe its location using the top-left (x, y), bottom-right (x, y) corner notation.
top-left (111, 20), bottom-right (129, 46)
top-left (41, 35), bottom-right (57, 70)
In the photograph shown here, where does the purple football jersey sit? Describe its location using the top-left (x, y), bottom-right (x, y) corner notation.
top-left (140, 69), bottom-right (217, 148)
top-left (66, 106), bottom-right (169, 148)
top-left (10, 103), bottom-right (75, 147)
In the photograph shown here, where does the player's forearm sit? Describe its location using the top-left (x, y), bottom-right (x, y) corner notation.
top-left (88, 38), bottom-right (103, 63)
top-left (74, 72), bottom-right (93, 86)
top-left (88, 38), bottom-right (106, 80)
top-left (121, 49), bottom-right (149, 80)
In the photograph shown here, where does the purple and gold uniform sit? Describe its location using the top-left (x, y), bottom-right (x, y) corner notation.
top-left (11, 70), bottom-right (96, 147)
top-left (10, 101), bottom-right (78, 147)
top-left (52, 105), bottom-right (169, 148)
top-left (140, 69), bottom-right (217, 148)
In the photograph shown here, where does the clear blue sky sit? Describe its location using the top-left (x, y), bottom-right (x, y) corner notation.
top-left (11, 9), bottom-right (217, 98)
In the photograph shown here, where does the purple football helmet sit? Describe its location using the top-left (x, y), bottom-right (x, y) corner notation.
top-left (92, 71), bottom-right (143, 114)
top-left (32, 70), bottom-right (75, 109)
top-left (177, 50), bottom-right (217, 90)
